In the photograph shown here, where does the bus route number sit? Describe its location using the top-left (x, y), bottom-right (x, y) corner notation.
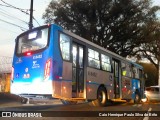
top-left (33, 54), bottom-right (42, 59)
top-left (88, 71), bottom-right (97, 77)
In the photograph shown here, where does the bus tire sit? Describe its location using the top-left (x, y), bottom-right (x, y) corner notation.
top-left (134, 92), bottom-right (141, 104)
top-left (92, 87), bottom-right (107, 107)
top-left (21, 98), bottom-right (28, 104)
top-left (61, 100), bottom-right (77, 105)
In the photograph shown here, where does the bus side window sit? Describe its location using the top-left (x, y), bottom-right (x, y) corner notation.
top-left (101, 54), bottom-right (111, 72)
top-left (122, 63), bottom-right (126, 76)
top-left (88, 49), bottom-right (100, 69)
top-left (133, 67), bottom-right (139, 79)
top-left (122, 63), bottom-right (132, 77)
top-left (139, 69), bottom-right (143, 79)
top-left (59, 33), bottom-right (71, 60)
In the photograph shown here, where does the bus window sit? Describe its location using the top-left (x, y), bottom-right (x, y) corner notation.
top-left (101, 54), bottom-right (111, 72)
top-left (139, 69), bottom-right (142, 79)
top-left (60, 33), bottom-right (71, 60)
top-left (122, 63), bottom-right (132, 77)
top-left (133, 67), bottom-right (139, 79)
top-left (17, 28), bottom-right (48, 55)
top-left (72, 44), bottom-right (77, 67)
top-left (88, 49), bottom-right (100, 69)
top-left (79, 47), bottom-right (84, 68)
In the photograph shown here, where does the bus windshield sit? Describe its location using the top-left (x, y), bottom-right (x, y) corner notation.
top-left (16, 27), bottom-right (49, 55)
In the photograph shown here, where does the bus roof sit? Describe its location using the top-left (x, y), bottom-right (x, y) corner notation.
top-left (130, 62), bottom-right (143, 69)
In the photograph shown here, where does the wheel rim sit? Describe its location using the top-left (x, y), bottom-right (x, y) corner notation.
top-left (98, 91), bottom-right (106, 104)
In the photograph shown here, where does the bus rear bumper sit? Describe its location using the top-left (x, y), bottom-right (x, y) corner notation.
top-left (10, 80), bottom-right (53, 95)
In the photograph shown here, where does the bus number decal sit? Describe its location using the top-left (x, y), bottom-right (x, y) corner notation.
top-left (88, 71), bottom-right (97, 77)
top-left (33, 54), bottom-right (42, 59)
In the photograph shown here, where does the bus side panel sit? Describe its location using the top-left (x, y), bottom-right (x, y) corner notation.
top-left (86, 67), bottom-right (114, 100)
top-left (53, 81), bottom-right (61, 98)
top-left (102, 71), bottom-right (114, 99)
top-left (50, 25), bottom-right (63, 98)
top-left (62, 62), bottom-right (72, 81)
top-left (132, 79), bottom-right (140, 99)
top-left (86, 67), bottom-right (100, 99)
top-left (121, 76), bottom-right (132, 99)
top-left (61, 61), bottom-right (72, 98)
top-left (140, 79), bottom-right (145, 99)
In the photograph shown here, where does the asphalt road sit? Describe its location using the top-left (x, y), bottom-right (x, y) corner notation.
top-left (0, 100), bottom-right (160, 120)
top-left (0, 93), bottom-right (160, 120)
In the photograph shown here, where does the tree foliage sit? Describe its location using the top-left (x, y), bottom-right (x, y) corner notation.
top-left (133, 21), bottom-right (160, 70)
top-left (140, 62), bottom-right (158, 86)
top-left (43, 0), bottom-right (159, 57)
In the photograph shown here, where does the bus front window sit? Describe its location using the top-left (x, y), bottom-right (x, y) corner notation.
top-left (17, 28), bottom-right (49, 55)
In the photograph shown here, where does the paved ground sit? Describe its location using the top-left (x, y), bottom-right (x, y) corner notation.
top-left (0, 92), bottom-right (22, 107)
top-left (1, 93), bottom-right (160, 120)
top-left (0, 92), bottom-right (62, 108)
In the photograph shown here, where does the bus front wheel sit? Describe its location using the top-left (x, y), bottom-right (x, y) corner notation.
top-left (92, 87), bottom-right (107, 107)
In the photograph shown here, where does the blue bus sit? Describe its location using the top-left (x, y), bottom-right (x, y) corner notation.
top-left (11, 24), bottom-right (145, 106)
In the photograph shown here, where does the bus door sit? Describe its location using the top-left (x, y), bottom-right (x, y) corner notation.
top-left (72, 42), bottom-right (85, 98)
top-left (112, 59), bottom-right (120, 98)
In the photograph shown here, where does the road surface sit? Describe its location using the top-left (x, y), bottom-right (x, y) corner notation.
top-left (0, 93), bottom-right (160, 120)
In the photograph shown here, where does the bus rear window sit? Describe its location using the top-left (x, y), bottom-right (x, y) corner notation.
top-left (16, 28), bottom-right (49, 55)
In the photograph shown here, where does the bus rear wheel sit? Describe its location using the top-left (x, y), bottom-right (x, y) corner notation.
top-left (92, 87), bottom-right (107, 107)
top-left (134, 92), bottom-right (141, 104)
top-left (21, 98), bottom-right (28, 104)
top-left (61, 100), bottom-right (77, 105)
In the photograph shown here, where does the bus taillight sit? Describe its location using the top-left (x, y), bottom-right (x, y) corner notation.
top-left (26, 52), bottom-right (32, 56)
top-left (44, 59), bottom-right (51, 80)
top-left (11, 67), bottom-right (14, 80)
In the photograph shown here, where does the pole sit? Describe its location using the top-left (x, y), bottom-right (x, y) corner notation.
top-left (29, 0), bottom-right (33, 30)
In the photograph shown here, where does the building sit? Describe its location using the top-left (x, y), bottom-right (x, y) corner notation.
top-left (0, 56), bottom-right (12, 92)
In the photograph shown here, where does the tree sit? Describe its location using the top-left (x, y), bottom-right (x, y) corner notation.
top-left (139, 62), bottom-right (158, 86)
top-left (134, 21), bottom-right (160, 68)
top-left (133, 20), bottom-right (160, 84)
top-left (43, 0), bottom-right (159, 57)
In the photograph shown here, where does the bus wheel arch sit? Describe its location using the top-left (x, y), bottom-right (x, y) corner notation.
top-left (92, 85), bottom-right (108, 107)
